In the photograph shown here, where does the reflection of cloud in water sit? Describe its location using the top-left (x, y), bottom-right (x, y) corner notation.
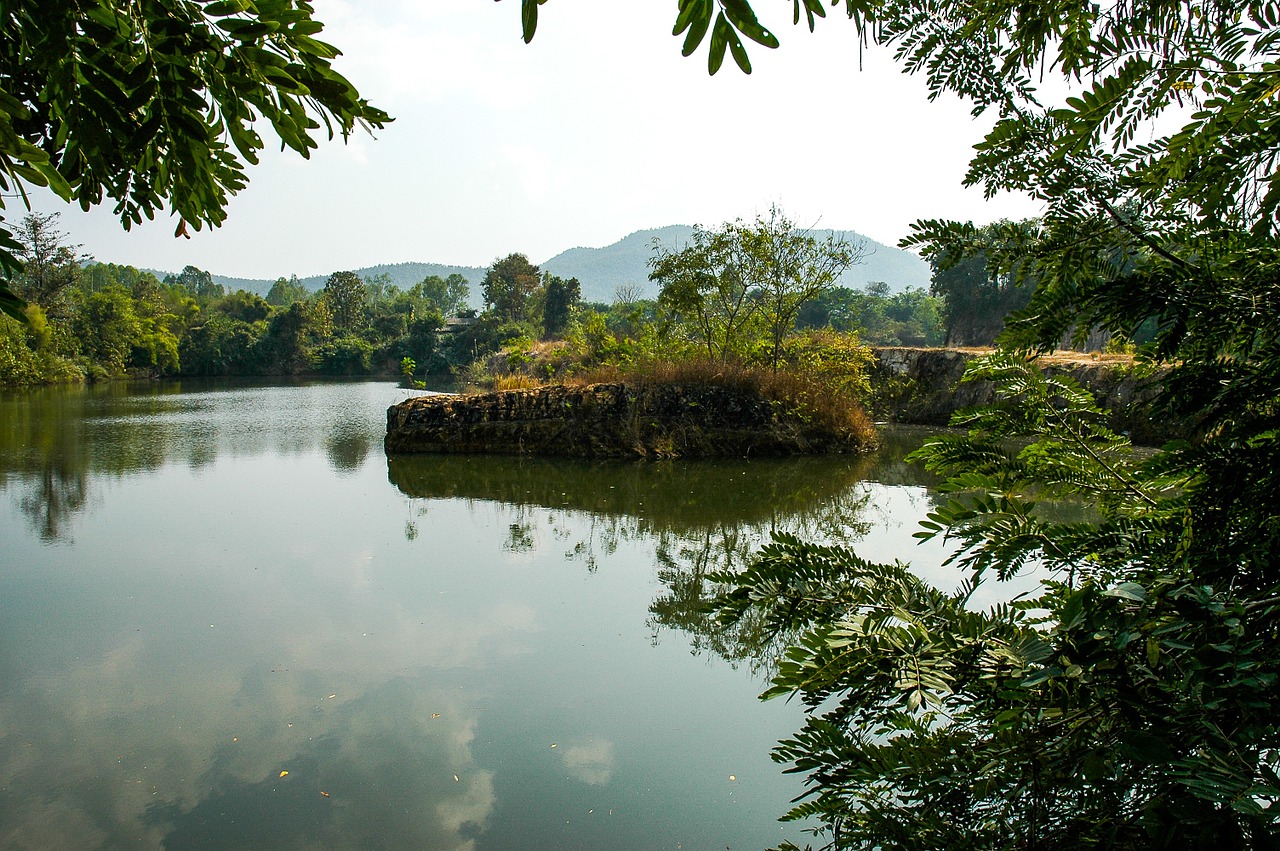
top-left (0, 576), bottom-right (533, 848)
top-left (559, 739), bottom-right (616, 786)
top-left (150, 683), bottom-right (496, 850)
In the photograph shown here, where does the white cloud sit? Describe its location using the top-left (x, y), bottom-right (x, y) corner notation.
top-left (23, 2), bottom-right (1045, 277)
top-left (559, 739), bottom-right (617, 786)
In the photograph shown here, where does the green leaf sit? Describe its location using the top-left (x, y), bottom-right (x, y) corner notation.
top-left (728, 26), bottom-right (751, 73)
top-left (0, 280), bottom-right (27, 323)
top-left (203, 0), bottom-right (253, 16)
top-left (708, 13), bottom-right (731, 75)
top-left (681, 3), bottom-right (712, 58)
top-left (721, 0), bottom-right (779, 48)
top-left (521, 0), bottom-right (548, 44)
top-left (1104, 582), bottom-right (1149, 602)
top-left (1115, 730), bottom-right (1175, 764)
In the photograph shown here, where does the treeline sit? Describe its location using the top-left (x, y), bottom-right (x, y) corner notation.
top-left (0, 214), bottom-right (481, 386)
top-left (2, 210), bottom-right (1038, 389)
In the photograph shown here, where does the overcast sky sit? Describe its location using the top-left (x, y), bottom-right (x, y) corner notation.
top-left (26, 0), bottom-right (1043, 280)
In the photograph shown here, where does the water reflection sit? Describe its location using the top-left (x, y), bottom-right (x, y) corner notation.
top-left (0, 380), bottom-right (407, 540)
top-left (386, 452), bottom-right (882, 532)
top-left (0, 381), bottom-right (952, 849)
top-left (386, 441), bottom-right (939, 677)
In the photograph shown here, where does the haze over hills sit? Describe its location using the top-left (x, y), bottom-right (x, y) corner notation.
top-left (191, 225), bottom-right (931, 306)
top-left (541, 226), bottom-right (931, 302)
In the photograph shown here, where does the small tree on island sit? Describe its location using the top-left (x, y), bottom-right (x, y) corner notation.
top-left (648, 208), bottom-right (862, 368)
top-left (541, 273), bottom-right (581, 338)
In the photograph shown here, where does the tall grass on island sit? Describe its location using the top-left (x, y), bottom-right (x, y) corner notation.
top-left (565, 359), bottom-right (877, 450)
top-left (467, 328), bottom-right (879, 454)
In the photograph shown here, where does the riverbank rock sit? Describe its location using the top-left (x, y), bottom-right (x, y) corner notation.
top-left (868, 347), bottom-right (1178, 445)
top-left (385, 381), bottom-right (872, 458)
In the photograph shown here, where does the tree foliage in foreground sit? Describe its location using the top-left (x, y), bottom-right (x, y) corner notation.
top-left (522, 0), bottom-right (1280, 847)
top-left (714, 355), bottom-right (1280, 849)
top-left (0, 0), bottom-right (390, 318)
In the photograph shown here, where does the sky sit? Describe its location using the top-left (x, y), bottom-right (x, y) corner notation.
top-left (26, 0), bottom-right (1044, 280)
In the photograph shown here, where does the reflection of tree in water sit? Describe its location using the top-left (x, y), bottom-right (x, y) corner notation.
top-left (16, 461), bottom-right (89, 542)
top-left (505, 520), bottom-right (536, 552)
top-left (324, 421), bottom-right (372, 474)
top-left (646, 485), bottom-right (876, 678)
top-left (4, 382), bottom-right (399, 539)
top-left (388, 449), bottom-right (903, 677)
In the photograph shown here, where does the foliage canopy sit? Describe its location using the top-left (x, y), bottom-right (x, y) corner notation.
top-left (0, 0), bottom-right (389, 318)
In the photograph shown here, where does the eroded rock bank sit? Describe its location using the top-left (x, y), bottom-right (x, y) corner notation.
top-left (385, 381), bottom-right (872, 458)
top-left (869, 347), bottom-right (1177, 445)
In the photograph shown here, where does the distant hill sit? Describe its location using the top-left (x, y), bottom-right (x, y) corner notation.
top-left (168, 224), bottom-right (931, 308)
top-left (188, 263), bottom-right (487, 304)
top-left (542, 225), bottom-right (931, 304)
top-left (294, 262), bottom-right (486, 296)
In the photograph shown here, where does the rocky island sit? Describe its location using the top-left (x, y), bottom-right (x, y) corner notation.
top-left (384, 377), bottom-right (875, 459)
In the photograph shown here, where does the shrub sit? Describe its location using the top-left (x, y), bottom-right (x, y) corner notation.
top-left (314, 336), bottom-right (373, 375)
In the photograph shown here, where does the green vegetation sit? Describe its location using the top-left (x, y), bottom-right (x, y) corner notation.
top-left (0, 204), bottom-right (949, 390)
top-left (799, 281), bottom-right (944, 347)
top-left (464, 212), bottom-right (890, 426)
top-left (0, 0), bottom-right (389, 320)
top-left (650, 208), bottom-right (864, 368)
top-left (0, 208), bottom-right (921, 391)
top-left (506, 0), bottom-right (1280, 846)
top-left (0, 213), bottom-right (469, 385)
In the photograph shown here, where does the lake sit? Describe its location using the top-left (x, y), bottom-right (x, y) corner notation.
top-left (0, 379), bottom-right (994, 850)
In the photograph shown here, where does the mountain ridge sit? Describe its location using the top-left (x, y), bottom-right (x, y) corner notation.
top-left (176, 225), bottom-right (931, 306)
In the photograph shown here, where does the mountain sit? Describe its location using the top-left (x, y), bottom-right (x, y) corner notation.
top-left (542, 225), bottom-right (932, 304)
top-left (168, 224), bottom-right (931, 307)
top-left (191, 263), bottom-right (487, 303)
top-left (294, 262), bottom-right (485, 295)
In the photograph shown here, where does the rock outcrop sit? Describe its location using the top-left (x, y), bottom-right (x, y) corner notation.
top-left (385, 381), bottom-right (872, 458)
top-left (869, 347), bottom-right (1177, 445)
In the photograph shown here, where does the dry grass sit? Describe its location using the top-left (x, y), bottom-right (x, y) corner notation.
top-left (564, 358), bottom-right (876, 446)
top-left (492, 373), bottom-right (547, 391)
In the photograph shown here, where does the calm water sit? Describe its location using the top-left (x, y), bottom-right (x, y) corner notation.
top-left (0, 380), bottom-right (991, 850)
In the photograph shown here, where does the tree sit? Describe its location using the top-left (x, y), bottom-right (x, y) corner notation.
top-left (481, 253), bottom-right (541, 322)
top-left (649, 223), bottom-right (759, 361)
top-left (413, 273), bottom-right (470, 318)
top-left (649, 210), bottom-right (858, 366)
top-left (729, 207), bottom-right (862, 369)
top-left (518, 1), bottom-right (1280, 845)
top-left (73, 284), bottom-right (141, 374)
top-left (217, 290), bottom-right (272, 324)
top-left (929, 222), bottom-right (1036, 347)
top-left (541, 273), bottom-right (581, 338)
top-left (321, 270), bottom-right (367, 333)
top-left (0, 0), bottom-right (389, 319)
top-left (265, 275), bottom-right (309, 308)
top-left (8, 213), bottom-right (86, 308)
top-left (166, 265), bottom-right (224, 303)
